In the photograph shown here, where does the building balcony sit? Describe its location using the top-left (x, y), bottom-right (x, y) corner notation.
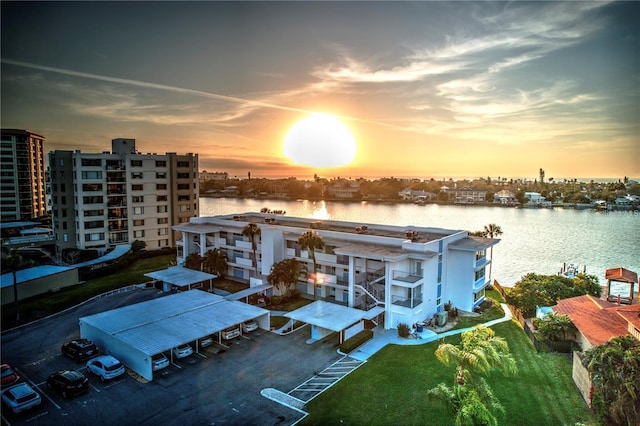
top-left (391, 270), bottom-right (423, 287)
top-left (391, 295), bottom-right (423, 309)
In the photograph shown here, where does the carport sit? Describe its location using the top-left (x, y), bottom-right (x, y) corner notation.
top-left (79, 290), bottom-right (269, 381)
top-left (145, 265), bottom-right (216, 292)
top-left (285, 301), bottom-right (365, 344)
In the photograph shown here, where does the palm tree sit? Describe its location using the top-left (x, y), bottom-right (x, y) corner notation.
top-left (242, 223), bottom-right (261, 276)
top-left (5, 250), bottom-right (35, 322)
top-left (483, 223), bottom-right (503, 278)
top-left (203, 248), bottom-right (228, 278)
top-left (184, 252), bottom-right (203, 270)
top-left (428, 378), bottom-right (505, 426)
top-left (434, 325), bottom-right (516, 386)
top-left (297, 230), bottom-right (324, 300)
top-left (267, 258), bottom-right (306, 297)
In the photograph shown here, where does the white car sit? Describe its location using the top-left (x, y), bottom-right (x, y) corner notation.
top-left (152, 353), bottom-right (170, 371)
top-left (198, 335), bottom-right (213, 348)
top-left (1, 383), bottom-right (42, 414)
top-left (172, 344), bottom-right (193, 359)
top-left (242, 319), bottom-right (258, 333)
top-left (220, 326), bottom-right (240, 340)
top-left (86, 355), bottom-right (126, 382)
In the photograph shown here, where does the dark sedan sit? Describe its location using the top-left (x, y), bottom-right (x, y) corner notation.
top-left (46, 370), bottom-right (89, 399)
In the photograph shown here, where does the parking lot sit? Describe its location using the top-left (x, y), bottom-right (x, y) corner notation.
top-left (1, 288), bottom-right (343, 425)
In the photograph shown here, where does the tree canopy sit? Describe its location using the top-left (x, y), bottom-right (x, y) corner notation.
top-left (582, 335), bottom-right (640, 426)
top-left (505, 273), bottom-right (601, 318)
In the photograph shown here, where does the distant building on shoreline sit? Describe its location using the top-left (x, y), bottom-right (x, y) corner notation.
top-left (0, 129), bottom-right (47, 222)
top-left (49, 138), bottom-right (198, 258)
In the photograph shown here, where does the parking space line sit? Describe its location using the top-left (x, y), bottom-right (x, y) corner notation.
top-left (196, 352), bottom-right (207, 359)
top-left (17, 368), bottom-right (62, 411)
top-left (90, 383), bottom-right (101, 393)
top-left (171, 362), bottom-right (183, 369)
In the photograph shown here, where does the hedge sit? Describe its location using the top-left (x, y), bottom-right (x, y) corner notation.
top-left (339, 329), bottom-right (374, 353)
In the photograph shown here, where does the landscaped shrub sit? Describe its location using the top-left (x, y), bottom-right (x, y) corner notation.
top-left (340, 329), bottom-right (374, 353)
top-left (397, 323), bottom-right (410, 337)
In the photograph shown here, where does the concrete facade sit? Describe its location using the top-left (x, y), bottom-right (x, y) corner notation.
top-left (173, 213), bottom-right (499, 330)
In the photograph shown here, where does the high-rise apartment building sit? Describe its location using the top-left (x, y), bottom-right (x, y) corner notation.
top-left (0, 129), bottom-right (47, 222)
top-left (49, 138), bottom-right (198, 257)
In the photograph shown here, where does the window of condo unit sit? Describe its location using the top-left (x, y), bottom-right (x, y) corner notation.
top-left (155, 160), bottom-right (166, 167)
top-left (132, 184), bottom-right (143, 191)
top-left (131, 160), bottom-right (143, 167)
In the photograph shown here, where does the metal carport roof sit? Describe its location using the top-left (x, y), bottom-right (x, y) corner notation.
top-left (80, 290), bottom-right (269, 356)
top-left (144, 265), bottom-right (216, 287)
top-left (285, 300), bottom-right (364, 332)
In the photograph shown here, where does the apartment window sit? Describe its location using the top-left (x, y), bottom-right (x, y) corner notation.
top-left (132, 196), bottom-right (144, 203)
top-left (178, 195), bottom-right (189, 201)
top-left (157, 217), bottom-right (168, 224)
top-left (177, 161), bottom-right (189, 167)
top-left (158, 239), bottom-right (169, 247)
top-left (81, 158), bottom-right (102, 167)
top-left (475, 250), bottom-right (486, 261)
top-left (133, 206), bottom-right (144, 215)
top-left (177, 183), bottom-right (190, 190)
top-left (85, 233), bottom-right (105, 241)
top-left (84, 209), bottom-right (104, 217)
top-left (158, 228), bottom-right (168, 236)
top-left (133, 230), bottom-right (145, 238)
top-left (131, 172), bottom-right (143, 179)
top-left (83, 196), bottom-right (103, 204)
top-left (59, 158), bottom-right (64, 167)
top-left (156, 195), bottom-right (167, 202)
top-left (156, 172), bottom-right (166, 179)
top-left (155, 160), bottom-right (166, 167)
top-left (62, 222), bottom-right (67, 230)
top-left (178, 216), bottom-right (189, 223)
top-left (157, 205), bottom-right (168, 213)
top-left (156, 184), bottom-right (167, 190)
top-left (84, 220), bottom-right (104, 229)
top-left (82, 183), bottom-right (102, 191)
top-left (60, 183), bottom-right (66, 191)
top-left (132, 184), bottom-right (143, 191)
top-left (133, 219), bottom-right (144, 226)
top-left (60, 196), bottom-right (66, 204)
top-left (131, 160), bottom-right (142, 167)
top-left (178, 204), bottom-right (190, 212)
top-left (177, 172), bottom-right (190, 179)
top-left (474, 288), bottom-right (485, 302)
top-left (475, 268), bottom-right (486, 281)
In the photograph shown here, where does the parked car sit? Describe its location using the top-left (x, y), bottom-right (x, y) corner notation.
top-left (242, 319), bottom-right (258, 333)
top-left (86, 355), bottom-right (125, 382)
top-left (46, 370), bottom-right (89, 399)
top-left (198, 335), bottom-right (213, 348)
top-left (171, 344), bottom-right (193, 359)
top-left (1, 383), bottom-right (41, 414)
top-left (152, 353), bottom-right (169, 371)
top-left (220, 325), bottom-right (240, 340)
top-left (220, 326), bottom-right (240, 340)
top-left (61, 339), bottom-right (99, 362)
top-left (1, 364), bottom-right (20, 387)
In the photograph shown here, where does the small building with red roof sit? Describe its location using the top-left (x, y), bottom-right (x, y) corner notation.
top-left (604, 267), bottom-right (638, 304)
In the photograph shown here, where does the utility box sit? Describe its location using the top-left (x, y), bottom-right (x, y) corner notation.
top-left (435, 311), bottom-right (448, 326)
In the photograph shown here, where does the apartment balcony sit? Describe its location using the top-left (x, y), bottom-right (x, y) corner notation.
top-left (473, 275), bottom-right (490, 291)
top-left (391, 270), bottom-right (423, 287)
top-left (391, 295), bottom-right (423, 309)
top-left (235, 257), bottom-right (253, 267)
top-left (235, 240), bottom-right (252, 250)
top-left (475, 256), bottom-right (489, 269)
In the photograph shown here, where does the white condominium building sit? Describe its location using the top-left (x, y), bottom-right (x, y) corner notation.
top-left (173, 213), bottom-right (498, 330)
top-left (49, 138), bottom-right (198, 257)
top-left (0, 129), bottom-right (47, 222)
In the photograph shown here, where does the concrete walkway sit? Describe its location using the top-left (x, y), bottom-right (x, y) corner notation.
top-left (349, 303), bottom-right (513, 361)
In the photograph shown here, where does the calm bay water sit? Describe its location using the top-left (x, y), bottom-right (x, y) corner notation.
top-left (200, 198), bottom-right (640, 288)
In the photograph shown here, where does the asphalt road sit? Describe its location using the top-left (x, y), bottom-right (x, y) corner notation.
top-left (1, 288), bottom-right (343, 425)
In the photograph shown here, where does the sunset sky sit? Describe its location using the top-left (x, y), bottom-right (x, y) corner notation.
top-left (2, 1), bottom-right (638, 180)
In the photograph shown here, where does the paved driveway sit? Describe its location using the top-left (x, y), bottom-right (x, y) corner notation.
top-left (1, 288), bottom-right (343, 425)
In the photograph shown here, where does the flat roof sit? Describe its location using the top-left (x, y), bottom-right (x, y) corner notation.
top-left (0, 221), bottom-right (40, 230)
top-left (145, 265), bottom-right (216, 286)
top-left (74, 244), bottom-right (132, 268)
top-left (225, 284), bottom-right (272, 301)
top-left (1, 265), bottom-right (74, 288)
top-left (285, 301), bottom-right (364, 332)
top-left (449, 236), bottom-right (499, 251)
top-left (81, 290), bottom-right (269, 356)
top-left (334, 243), bottom-right (437, 261)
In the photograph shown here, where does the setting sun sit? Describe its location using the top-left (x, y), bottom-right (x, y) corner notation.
top-left (283, 114), bottom-right (357, 169)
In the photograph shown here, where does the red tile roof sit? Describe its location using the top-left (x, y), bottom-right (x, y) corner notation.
top-left (553, 295), bottom-right (637, 347)
top-left (605, 267), bottom-right (638, 283)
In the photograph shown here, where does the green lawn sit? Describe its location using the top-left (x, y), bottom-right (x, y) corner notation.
top-left (2, 255), bottom-right (175, 330)
top-left (302, 320), bottom-right (594, 426)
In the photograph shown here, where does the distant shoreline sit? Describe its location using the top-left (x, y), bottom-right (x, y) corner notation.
top-left (199, 194), bottom-right (638, 211)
